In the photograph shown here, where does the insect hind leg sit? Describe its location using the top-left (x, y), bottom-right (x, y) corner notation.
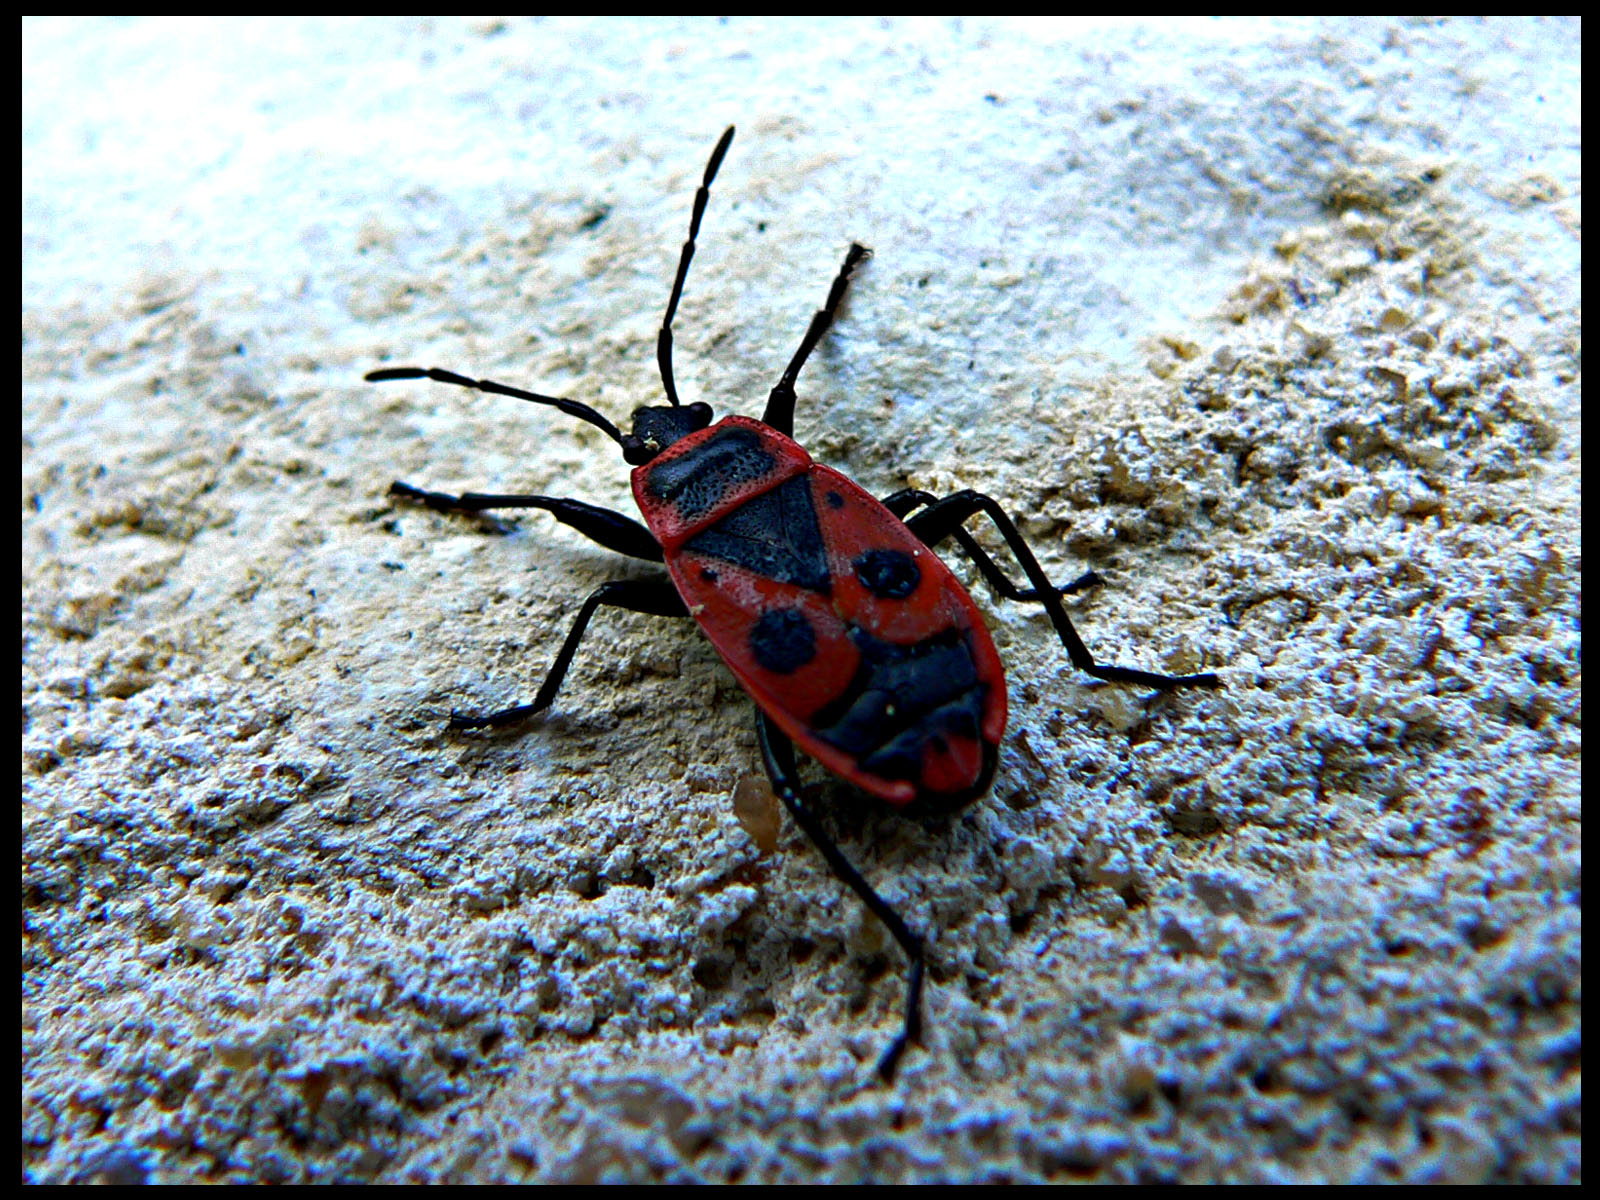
top-left (756, 711), bottom-right (926, 1083)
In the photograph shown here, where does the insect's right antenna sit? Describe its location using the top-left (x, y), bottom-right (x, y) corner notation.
top-left (656, 125), bottom-right (736, 409)
top-left (365, 367), bottom-right (626, 449)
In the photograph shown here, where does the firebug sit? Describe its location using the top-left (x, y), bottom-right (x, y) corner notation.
top-left (368, 126), bottom-right (1222, 1080)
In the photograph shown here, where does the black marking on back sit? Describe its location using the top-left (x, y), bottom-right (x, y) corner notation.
top-left (854, 548), bottom-right (921, 599)
top-left (809, 627), bottom-right (988, 784)
top-left (749, 608), bottom-right (817, 674)
top-left (644, 426), bottom-right (774, 521)
top-left (683, 475), bottom-right (831, 593)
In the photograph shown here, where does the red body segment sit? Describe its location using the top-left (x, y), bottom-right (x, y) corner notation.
top-left (634, 415), bottom-right (1007, 808)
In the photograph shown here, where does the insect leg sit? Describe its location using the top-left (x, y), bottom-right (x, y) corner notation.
top-left (903, 490), bottom-right (1221, 691)
top-left (390, 481), bottom-right (662, 561)
top-left (755, 711), bottom-right (926, 1083)
top-left (657, 125), bottom-right (737, 409)
top-left (762, 243), bottom-right (872, 437)
top-left (883, 488), bottom-right (1101, 602)
top-left (449, 576), bottom-right (688, 729)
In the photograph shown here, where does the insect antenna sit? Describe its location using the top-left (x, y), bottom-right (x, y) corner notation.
top-left (365, 366), bottom-right (625, 448)
top-left (656, 125), bottom-right (736, 408)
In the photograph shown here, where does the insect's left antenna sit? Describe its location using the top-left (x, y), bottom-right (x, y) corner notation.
top-left (657, 125), bottom-right (736, 408)
top-left (365, 367), bottom-right (626, 449)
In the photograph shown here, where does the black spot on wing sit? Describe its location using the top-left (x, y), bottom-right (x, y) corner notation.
top-left (644, 426), bottom-right (773, 520)
top-left (749, 608), bottom-right (816, 674)
top-left (809, 626), bottom-right (989, 783)
top-left (854, 548), bottom-right (921, 599)
top-left (682, 475), bottom-right (831, 593)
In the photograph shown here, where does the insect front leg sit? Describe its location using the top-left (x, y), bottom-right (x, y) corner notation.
top-left (449, 576), bottom-right (688, 729)
top-left (390, 482), bottom-right (663, 561)
top-left (755, 711), bottom-right (926, 1083)
top-left (898, 489), bottom-right (1221, 691)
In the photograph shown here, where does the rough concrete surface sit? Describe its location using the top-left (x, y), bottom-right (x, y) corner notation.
top-left (23, 17), bottom-right (1579, 1183)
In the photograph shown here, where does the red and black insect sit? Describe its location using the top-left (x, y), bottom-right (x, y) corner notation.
top-left (368, 126), bottom-right (1221, 1080)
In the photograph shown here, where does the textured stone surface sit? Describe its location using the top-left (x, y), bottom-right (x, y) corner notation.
top-left (24, 16), bottom-right (1579, 1183)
